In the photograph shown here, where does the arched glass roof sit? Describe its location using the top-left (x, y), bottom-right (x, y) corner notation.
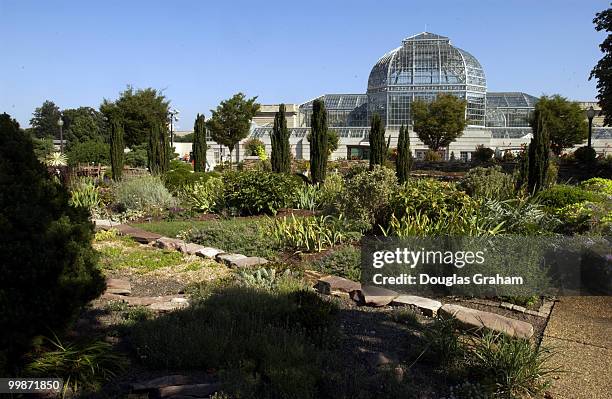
top-left (486, 92), bottom-right (538, 108)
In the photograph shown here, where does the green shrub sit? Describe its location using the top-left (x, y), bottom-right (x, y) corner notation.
top-left (310, 246), bottom-right (361, 280)
top-left (271, 215), bottom-right (360, 253)
top-left (318, 172), bottom-right (344, 212)
top-left (553, 201), bottom-right (612, 235)
top-left (458, 166), bottom-right (515, 200)
top-left (163, 160), bottom-right (220, 193)
top-left (25, 334), bottom-right (126, 398)
top-left (537, 184), bottom-right (603, 210)
top-left (386, 179), bottom-right (502, 236)
top-left (66, 139), bottom-right (110, 166)
top-left (467, 331), bottom-right (557, 398)
top-left (414, 318), bottom-right (465, 367)
top-left (339, 166), bottom-right (398, 228)
top-left (472, 145), bottom-right (494, 163)
top-left (580, 177), bottom-right (612, 195)
top-left (574, 146), bottom-right (597, 164)
top-left (180, 218), bottom-right (281, 258)
top-left (125, 143), bottom-right (148, 168)
top-left (130, 286), bottom-right (337, 398)
top-left (390, 308), bottom-right (420, 329)
top-left (0, 114), bottom-right (105, 374)
top-left (179, 176), bottom-right (224, 213)
top-left (424, 149), bottom-right (442, 162)
top-left (222, 171), bottom-right (301, 215)
top-left (114, 175), bottom-right (177, 213)
top-left (243, 137), bottom-right (265, 156)
top-left (237, 268), bottom-right (297, 291)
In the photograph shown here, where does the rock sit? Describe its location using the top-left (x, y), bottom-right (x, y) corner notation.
top-left (500, 302), bottom-right (514, 310)
top-left (195, 247), bottom-right (223, 259)
top-left (149, 301), bottom-right (189, 312)
top-left (93, 219), bottom-right (120, 230)
top-left (350, 286), bottom-right (398, 307)
top-left (231, 256), bottom-right (269, 268)
top-left (440, 304), bottom-right (534, 339)
top-left (106, 278), bottom-right (131, 295)
top-left (156, 237), bottom-right (187, 251)
top-left (391, 295), bottom-right (442, 317)
top-left (215, 253), bottom-right (247, 266)
top-left (512, 305), bottom-right (527, 313)
top-left (130, 375), bottom-right (193, 391)
top-left (115, 224), bottom-right (162, 244)
top-left (100, 292), bottom-right (128, 302)
top-left (316, 275), bottom-right (361, 295)
top-left (170, 297), bottom-right (188, 304)
top-left (178, 243), bottom-right (206, 255)
top-left (156, 383), bottom-right (221, 398)
top-left (126, 295), bottom-right (184, 306)
top-left (358, 347), bottom-right (396, 369)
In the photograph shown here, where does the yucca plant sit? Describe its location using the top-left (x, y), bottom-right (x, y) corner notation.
top-left (69, 177), bottom-right (101, 216)
top-left (295, 184), bottom-right (321, 211)
top-left (44, 152), bottom-right (68, 167)
top-left (25, 334), bottom-right (127, 398)
top-left (271, 215), bottom-right (352, 253)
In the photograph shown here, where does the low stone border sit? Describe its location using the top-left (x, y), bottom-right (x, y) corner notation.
top-left (466, 297), bottom-right (556, 319)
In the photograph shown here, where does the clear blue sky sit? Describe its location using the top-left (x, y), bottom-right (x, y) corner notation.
top-left (1, 0), bottom-right (609, 129)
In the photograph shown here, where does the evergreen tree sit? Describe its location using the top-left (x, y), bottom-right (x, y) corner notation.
top-left (369, 113), bottom-right (386, 170)
top-left (271, 104), bottom-right (291, 173)
top-left (396, 124), bottom-right (413, 183)
top-left (193, 114), bottom-right (207, 172)
top-left (147, 123), bottom-right (169, 175)
top-left (110, 119), bottom-right (124, 180)
top-left (310, 99), bottom-right (328, 184)
top-left (527, 111), bottom-right (550, 194)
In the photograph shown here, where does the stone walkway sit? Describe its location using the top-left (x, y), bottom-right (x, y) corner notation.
top-left (542, 297), bottom-right (612, 399)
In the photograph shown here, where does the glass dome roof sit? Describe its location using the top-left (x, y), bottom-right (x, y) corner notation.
top-left (367, 32), bottom-right (486, 92)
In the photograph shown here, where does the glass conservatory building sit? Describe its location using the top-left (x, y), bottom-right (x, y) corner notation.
top-left (243, 32), bottom-right (611, 162)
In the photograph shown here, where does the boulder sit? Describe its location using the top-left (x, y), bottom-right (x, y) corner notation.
top-left (316, 275), bottom-right (361, 295)
top-left (156, 237), bottom-right (186, 251)
top-left (391, 295), bottom-right (442, 317)
top-left (106, 278), bottom-right (131, 295)
top-left (130, 375), bottom-right (192, 392)
top-left (350, 286), bottom-right (398, 307)
top-left (195, 247), bottom-right (223, 259)
top-left (440, 304), bottom-right (534, 339)
top-left (215, 253), bottom-right (247, 266)
top-left (231, 257), bottom-right (269, 268)
top-left (179, 243), bottom-right (206, 255)
top-left (156, 383), bottom-right (221, 398)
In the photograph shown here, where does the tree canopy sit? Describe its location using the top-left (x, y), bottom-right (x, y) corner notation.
top-left (62, 107), bottom-right (107, 150)
top-left (590, 4), bottom-right (612, 126)
top-left (100, 86), bottom-right (170, 147)
top-left (529, 95), bottom-right (587, 155)
top-left (207, 93), bottom-right (260, 163)
top-left (29, 100), bottom-right (61, 139)
top-left (411, 94), bottom-right (467, 151)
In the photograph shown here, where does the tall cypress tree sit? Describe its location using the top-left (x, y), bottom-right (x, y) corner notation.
top-left (396, 124), bottom-right (412, 183)
top-left (310, 99), bottom-right (328, 184)
top-left (369, 113), bottom-right (386, 170)
top-left (110, 119), bottom-right (124, 180)
top-left (271, 104), bottom-right (291, 173)
top-left (527, 111), bottom-right (550, 194)
top-left (147, 123), bottom-right (170, 175)
top-left (193, 113), bottom-right (207, 172)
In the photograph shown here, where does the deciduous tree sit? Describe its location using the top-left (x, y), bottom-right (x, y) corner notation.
top-left (412, 94), bottom-right (467, 151)
top-left (29, 100), bottom-right (61, 139)
top-left (207, 93), bottom-right (260, 167)
top-left (590, 4), bottom-right (612, 126)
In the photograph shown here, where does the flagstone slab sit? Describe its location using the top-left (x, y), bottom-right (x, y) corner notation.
top-left (440, 304), bottom-right (534, 339)
top-left (391, 295), bottom-right (442, 317)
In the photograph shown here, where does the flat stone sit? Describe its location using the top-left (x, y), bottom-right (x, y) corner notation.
top-left (316, 275), bottom-right (361, 295)
top-left (231, 256), bottom-right (268, 268)
top-left (93, 219), bottom-right (121, 230)
top-left (512, 305), bottom-right (527, 313)
top-left (391, 295), bottom-right (442, 317)
top-left (358, 347), bottom-right (396, 369)
top-left (106, 278), bottom-right (131, 295)
top-left (440, 304), bottom-right (534, 339)
top-left (330, 290), bottom-right (351, 300)
top-left (178, 243), bottom-right (206, 255)
top-left (156, 237), bottom-right (187, 251)
top-left (170, 297), bottom-right (188, 304)
top-left (524, 309), bottom-right (542, 317)
top-left (126, 295), bottom-right (184, 306)
top-left (157, 383), bottom-right (221, 398)
top-left (215, 253), bottom-right (247, 266)
top-left (500, 301), bottom-right (514, 310)
top-left (350, 286), bottom-right (398, 307)
top-left (130, 375), bottom-right (192, 391)
top-left (194, 247), bottom-right (223, 259)
top-left (149, 301), bottom-right (189, 312)
top-left (115, 224), bottom-right (162, 243)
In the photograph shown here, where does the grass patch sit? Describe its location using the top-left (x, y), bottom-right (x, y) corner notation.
top-left (132, 220), bottom-right (215, 238)
top-left (95, 236), bottom-right (187, 273)
top-left (390, 307), bottom-right (421, 329)
top-left (309, 245), bottom-right (361, 280)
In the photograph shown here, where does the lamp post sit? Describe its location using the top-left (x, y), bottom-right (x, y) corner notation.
top-left (57, 117), bottom-right (64, 154)
top-left (587, 106), bottom-right (596, 149)
top-left (168, 108), bottom-right (180, 147)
